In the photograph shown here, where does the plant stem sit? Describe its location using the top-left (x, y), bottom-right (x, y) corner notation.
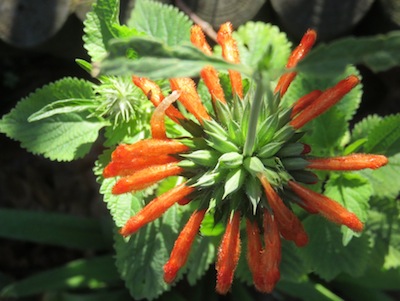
top-left (243, 73), bottom-right (265, 157)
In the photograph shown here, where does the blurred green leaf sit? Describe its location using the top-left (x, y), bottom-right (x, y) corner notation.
top-left (0, 209), bottom-right (111, 250)
top-left (99, 37), bottom-right (248, 79)
top-left (1, 255), bottom-right (120, 298)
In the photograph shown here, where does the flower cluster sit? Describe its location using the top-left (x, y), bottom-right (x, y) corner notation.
top-left (103, 23), bottom-right (388, 294)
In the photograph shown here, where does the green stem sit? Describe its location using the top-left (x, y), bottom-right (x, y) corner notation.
top-left (243, 73), bottom-right (266, 157)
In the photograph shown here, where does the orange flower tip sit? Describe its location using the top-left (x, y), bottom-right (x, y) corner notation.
top-left (216, 277), bottom-right (232, 295)
top-left (370, 155), bottom-right (389, 169)
top-left (302, 29), bottom-right (317, 47)
top-left (344, 213), bottom-right (364, 232)
top-left (163, 263), bottom-right (178, 284)
top-left (294, 231), bottom-right (309, 247)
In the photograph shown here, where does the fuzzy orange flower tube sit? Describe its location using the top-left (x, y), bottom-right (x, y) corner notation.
top-left (103, 22), bottom-right (389, 294)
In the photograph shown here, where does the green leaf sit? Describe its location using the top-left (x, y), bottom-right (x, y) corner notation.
top-left (0, 78), bottom-right (106, 161)
top-left (0, 255), bottom-right (120, 298)
top-left (324, 173), bottom-right (372, 244)
top-left (128, 0), bottom-right (192, 46)
top-left (99, 37), bottom-right (247, 79)
top-left (297, 31), bottom-right (400, 77)
top-left (234, 21), bottom-right (291, 72)
top-left (301, 215), bottom-right (370, 281)
top-left (114, 207), bottom-right (183, 300)
top-left (83, 0), bottom-right (120, 62)
top-left (301, 108), bottom-right (348, 156)
top-left (359, 153), bottom-right (400, 199)
top-left (28, 98), bottom-right (97, 121)
top-left (351, 114), bottom-right (383, 142)
top-left (100, 177), bottom-right (145, 227)
top-left (364, 114), bottom-right (400, 156)
top-left (279, 240), bottom-right (311, 282)
top-left (0, 209), bottom-right (111, 250)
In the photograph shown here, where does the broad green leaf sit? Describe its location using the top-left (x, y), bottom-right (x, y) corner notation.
top-left (297, 31), bottom-right (400, 76)
top-left (0, 78), bottom-right (106, 161)
top-left (128, 0), bottom-right (192, 46)
top-left (28, 98), bottom-right (97, 122)
top-left (324, 173), bottom-right (372, 244)
top-left (0, 209), bottom-right (111, 250)
top-left (301, 215), bottom-right (370, 281)
top-left (364, 114), bottom-right (400, 156)
top-left (114, 209), bottom-right (182, 300)
top-left (301, 107), bottom-right (348, 156)
top-left (279, 240), bottom-right (311, 282)
top-left (99, 37), bottom-right (248, 79)
top-left (333, 283), bottom-right (395, 301)
top-left (351, 114), bottom-right (383, 142)
top-left (234, 21), bottom-right (291, 72)
top-left (83, 0), bottom-right (120, 62)
top-left (0, 255), bottom-right (120, 298)
top-left (359, 153), bottom-right (400, 199)
top-left (100, 178), bottom-right (146, 227)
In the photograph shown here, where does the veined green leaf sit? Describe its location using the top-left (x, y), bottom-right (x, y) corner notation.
top-left (364, 114), bottom-right (400, 156)
top-left (99, 37), bottom-right (250, 79)
top-left (83, 0), bottom-right (120, 62)
top-left (324, 173), bottom-right (372, 244)
top-left (0, 209), bottom-right (111, 250)
top-left (0, 78), bottom-right (106, 161)
top-left (351, 114), bottom-right (383, 142)
top-left (359, 153), bottom-right (400, 200)
top-left (28, 98), bottom-right (97, 122)
top-left (128, 0), bottom-right (192, 46)
top-left (0, 255), bottom-right (120, 298)
top-left (234, 21), bottom-right (291, 73)
top-left (301, 215), bottom-right (371, 281)
top-left (297, 31), bottom-right (400, 76)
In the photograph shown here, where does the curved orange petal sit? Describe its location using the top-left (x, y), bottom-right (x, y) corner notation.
top-left (307, 154), bottom-right (388, 170)
top-left (217, 22), bottom-right (243, 99)
top-left (216, 211), bottom-right (241, 294)
top-left (120, 184), bottom-right (194, 236)
top-left (164, 209), bottom-right (207, 283)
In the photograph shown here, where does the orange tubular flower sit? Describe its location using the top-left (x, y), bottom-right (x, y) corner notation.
top-left (275, 29), bottom-right (317, 97)
top-left (259, 174), bottom-right (308, 247)
top-left (288, 181), bottom-right (364, 232)
top-left (164, 209), bottom-right (207, 283)
top-left (290, 75), bottom-right (360, 129)
top-left (217, 22), bottom-right (243, 99)
top-left (120, 184), bottom-right (194, 236)
top-left (216, 211), bottom-right (241, 294)
top-left (307, 154), bottom-right (388, 170)
top-left (103, 22), bottom-right (389, 295)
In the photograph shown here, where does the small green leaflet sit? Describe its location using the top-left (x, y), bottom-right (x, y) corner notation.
top-left (0, 78), bottom-right (106, 161)
top-left (297, 31), bottom-right (400, 76)
top-left (128, 0), bottom-right (192, 46)
top-left (99, 36), bottom-right (250, 79)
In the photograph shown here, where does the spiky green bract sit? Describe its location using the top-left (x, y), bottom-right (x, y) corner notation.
top-left (178, 75), bottom-right (315, 218)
